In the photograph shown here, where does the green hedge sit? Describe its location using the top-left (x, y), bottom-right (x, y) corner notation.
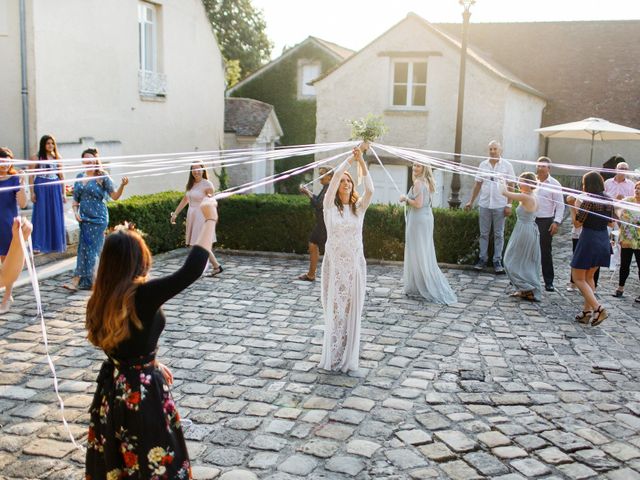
top-left (108, 192), bottom-right (516, 264)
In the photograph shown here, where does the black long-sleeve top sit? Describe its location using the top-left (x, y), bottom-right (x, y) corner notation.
top-left (111, 246), bottom-right (209, 359)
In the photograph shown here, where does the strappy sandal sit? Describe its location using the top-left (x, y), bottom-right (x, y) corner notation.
top-left (591, 305), bottom-right (608, 327)
top-left (298, 273), bottom-right (315, 281)
top-left (575, 310), bottom-right (592, 324)
top-left (522, 291), bottom-right (538, 302)
top-left (209, 265), bottom-right (223, 277)
top-left (62, 283), bottom-right (78, 292)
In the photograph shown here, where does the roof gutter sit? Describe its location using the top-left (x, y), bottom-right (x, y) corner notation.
top-left (19, 0), bottom-right (30, 158)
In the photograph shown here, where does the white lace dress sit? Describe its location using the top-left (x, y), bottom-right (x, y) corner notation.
top-left (319, 160), bottom-right (374, 372)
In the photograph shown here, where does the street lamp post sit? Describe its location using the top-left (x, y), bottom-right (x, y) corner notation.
top-left (448, 0), bottom-right (475, 209)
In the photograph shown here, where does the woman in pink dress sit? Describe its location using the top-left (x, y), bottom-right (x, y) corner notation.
top-left (171, 162), bottom-right (222, 275)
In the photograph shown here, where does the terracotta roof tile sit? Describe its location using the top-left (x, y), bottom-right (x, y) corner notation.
top-left (224, 98), bottom-right (273, 137)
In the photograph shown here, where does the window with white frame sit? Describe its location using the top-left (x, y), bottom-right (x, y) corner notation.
top-left (391, 60), bottom-right (427, 108)
top-left (138, 2), bottom-right (166, 97)
top-left (298, 61), bottom-right (321, 98)
top-left (138, 2), bottom-right (157, 72)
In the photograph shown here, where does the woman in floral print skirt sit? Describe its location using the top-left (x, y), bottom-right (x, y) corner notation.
top-left (85, 199), bottom-right (218, 480)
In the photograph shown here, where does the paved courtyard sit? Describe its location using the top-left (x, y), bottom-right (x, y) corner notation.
top-left (1, 232), bottom-right (640, 480)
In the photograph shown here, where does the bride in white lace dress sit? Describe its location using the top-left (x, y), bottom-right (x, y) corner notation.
top-left (319, 145), bottom-right (374, 373)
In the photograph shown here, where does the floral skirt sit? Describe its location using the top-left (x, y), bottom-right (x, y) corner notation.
top-left (86, 352), bottom-right (192, 480)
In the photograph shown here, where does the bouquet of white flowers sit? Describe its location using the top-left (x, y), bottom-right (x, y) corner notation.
top-left (349, 114), bottom-right (388, 143)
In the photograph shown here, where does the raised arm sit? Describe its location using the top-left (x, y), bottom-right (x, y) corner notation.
top-left (355, 147), bottom-right (374, 210)
top-left (110, 177), bottom-right (129, 201)
top-left (16, 174), bottom-right (27, 209)
top-left (136, 199), bottom-right (217, 315)
top-left (323, 158), bottom-right (350, 210)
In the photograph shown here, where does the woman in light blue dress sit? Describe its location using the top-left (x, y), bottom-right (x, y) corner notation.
top-left (400, 163), bottom-right (457, 305)
top-left (500, 172), bottom-right (542, 301)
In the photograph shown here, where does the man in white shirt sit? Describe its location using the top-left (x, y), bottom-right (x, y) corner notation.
top-left (535, 157), bottom-right (565, 291)
top-left (604, 162), bottom-right (635, 200)
top-left (465, 140), bottom-right (515, 273)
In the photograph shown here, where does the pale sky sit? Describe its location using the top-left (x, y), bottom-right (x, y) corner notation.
top-left (252, 0), bottom-right (640, 58)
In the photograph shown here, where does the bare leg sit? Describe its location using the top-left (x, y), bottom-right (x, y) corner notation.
top-left (572, 267), bottom-right (599, 311)
top-left (209, 250), bottom-right (220, 269)
top-left (308, 243), bottom-right (319, 279)
top-left (1, 219), bottom-right (32, 312)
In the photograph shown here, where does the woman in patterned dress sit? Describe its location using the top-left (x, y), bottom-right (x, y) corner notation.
top-left (85, 199), bottom-right (218, 480)
top-left (171, 162), bottom-right (222, 275)
top-left (63, 149), bottom-right (128, 291)
top-left (29, 135), bottom-right (67, 253)
top-left (612, 180), bottom-right (640, 302)
top-left (0, 147), bottom-right (28, 314)
top-left (319, 144), bottom-right (374, 373)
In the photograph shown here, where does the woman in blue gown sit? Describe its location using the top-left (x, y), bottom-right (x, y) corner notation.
top-left (0, 147), bottom-right (28, 314)
top-left (400, 162), bottom-right (457, 305)
top-left (500, 172), bottom-right (542, 301)
top-left (30, 135), bottom-right (66, 253)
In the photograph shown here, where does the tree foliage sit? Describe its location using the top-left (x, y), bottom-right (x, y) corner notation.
top-left (202, 0), bottom-right (273, 78)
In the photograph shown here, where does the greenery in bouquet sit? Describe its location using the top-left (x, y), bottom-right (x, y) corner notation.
top-left (349, 114), bottom-right (388, 143)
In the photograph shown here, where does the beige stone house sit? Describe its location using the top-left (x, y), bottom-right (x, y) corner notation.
top-left (0, 0), bottom-right (226, 197)
top-left (314, 13), bottom-right (547, 206)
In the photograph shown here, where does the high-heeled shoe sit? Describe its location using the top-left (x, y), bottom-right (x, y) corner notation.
top-left (575, 310), bottom-right (592, 324)
top-left (591, 305), bottom-right (608, 327)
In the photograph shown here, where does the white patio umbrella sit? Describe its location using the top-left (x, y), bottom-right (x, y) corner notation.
top-left (535, 117), bottom-right (640, 166)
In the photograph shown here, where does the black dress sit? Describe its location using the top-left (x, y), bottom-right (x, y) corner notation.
top-left (309, 184), bottom-right (328, 250)
top-left (86, 246), bottom-right (208, 480)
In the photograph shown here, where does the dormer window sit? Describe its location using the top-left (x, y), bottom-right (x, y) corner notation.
top-left (298, 60), bottom-right (321, 99)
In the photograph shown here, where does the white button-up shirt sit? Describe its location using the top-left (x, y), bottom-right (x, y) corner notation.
top-left (536, 175), bottom-right (565, 223)
top-left (604, 177), bottom-right (635, 199)
top-left (474, 158), bottom-right (516, 209)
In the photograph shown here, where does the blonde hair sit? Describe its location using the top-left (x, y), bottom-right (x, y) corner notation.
top-left (412, 162), bottom-right (436, 193)
top-left (519, 171), bottom-right (538, 191)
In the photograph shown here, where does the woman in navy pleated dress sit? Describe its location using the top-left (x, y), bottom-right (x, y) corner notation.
top-left (0, 147), bottom-right (28, 314)
top-left (63, 148), bottom-right (128, 291)
top-left (30, 135), bottom-right (66, 253)
top-left (571, 171), bottom-right (615, 326)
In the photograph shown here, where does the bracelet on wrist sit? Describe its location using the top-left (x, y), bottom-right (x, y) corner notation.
top-left (205, 218), bottom-right (216, 223)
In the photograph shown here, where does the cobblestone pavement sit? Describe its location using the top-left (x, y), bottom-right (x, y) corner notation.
top-left (1, 231), bottom-right (639, 480)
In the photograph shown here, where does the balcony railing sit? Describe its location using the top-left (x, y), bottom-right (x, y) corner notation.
top-left (138, 70), bottom-right (167, 97)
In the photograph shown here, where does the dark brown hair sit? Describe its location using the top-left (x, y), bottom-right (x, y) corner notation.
top-left (334, 170), bottom-right (359, 215)
top-left (37, 135), bottom-right (60, 160)
top-left (86, 229), bottom-right (152, 352)
top-left (582, 171), bottom-right (605, 195)
top-left (186, 162), bottom-right (210, 191)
